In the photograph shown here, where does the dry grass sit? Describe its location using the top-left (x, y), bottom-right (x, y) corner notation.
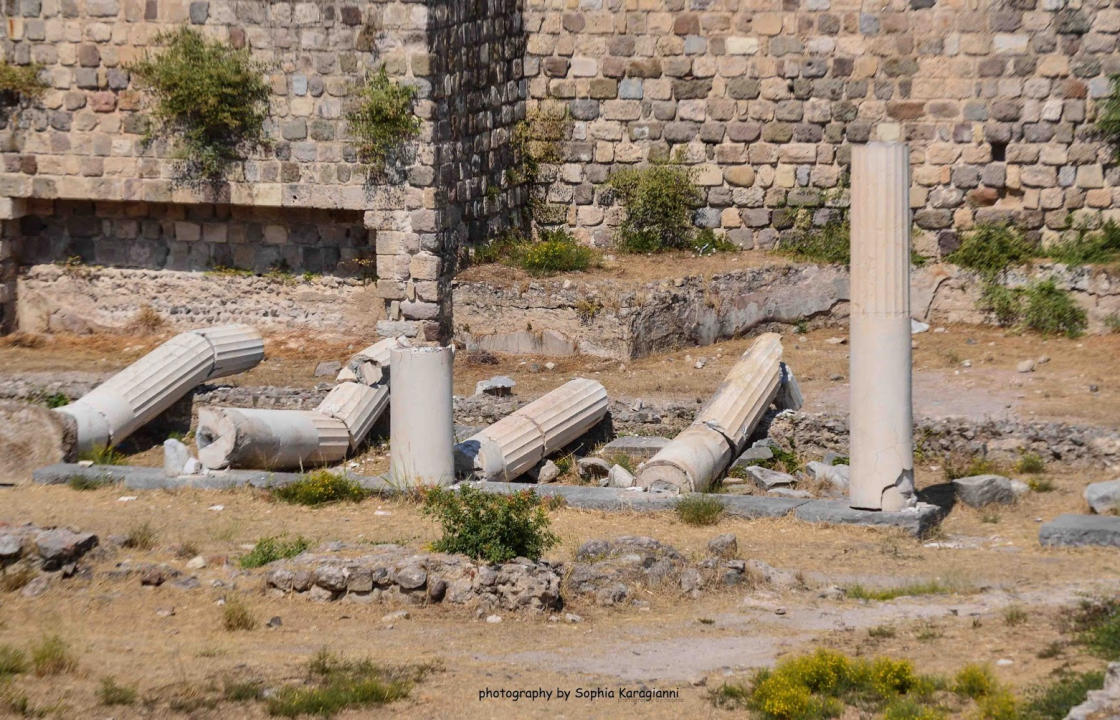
top-left (132, 304), bottom-right (165, 333)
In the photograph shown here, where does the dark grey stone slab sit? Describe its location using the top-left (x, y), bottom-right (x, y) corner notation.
top-left (599, 435), bottom-right (671, 460)
top-left (719, 495), bottom-right (810, 518)
top-left (794, 500), bottom-right (944, 537)
top-left (1040, 514), bottom-right (1120, 548)
top-left (32, 463), bottom-right (394, 492)
top-left (475, 481), bottom-right (679, 512)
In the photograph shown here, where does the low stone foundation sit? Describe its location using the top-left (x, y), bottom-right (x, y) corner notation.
top-left (455, 261), bottom-right (1120, 360)
top-left (16, 265), bottom-right (382, 335)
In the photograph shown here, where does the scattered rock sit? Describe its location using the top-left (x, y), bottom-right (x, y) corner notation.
top-left (564, 613), bottom-right (582, 623)
top-left (707, 534), bottom-right (738, 558)
top-left (1085, 479), bottom-right (1120, 514)
top-left (953, 474), bottom-right (1016, 507)
top-left (34, 528), bottom-right (98, 570)
top-left (576, 457), bottom-right (611, 480)
top-left (732, 445), bottom-right (774, 467)
top-left (739, 466), bottom-right (796, 490)
top-left (183, 457), bottom-right (203, 475)
top-left (679, 568), bottom-right (702, 594)
top-left (185, 555), bottom-right (207, 570)
top-left (21, 576), bottom-right (50, 598)
top-left (747, 560), bottom-right (800, 589)
top-left (1017, 359), bottom-right (1036, 373)
top-left (911, 319), bottom-right (930, 334)
top-left (163, 439), bottom-right (191, 476)
top-left (314, 360), bottom-right (342, 377)
top-left (381, 609), bottom-right (410, 623)
top-left (486, 614), bottom-right (503, 624)
top-left (805, 461), bottom-right (850, 494)
top-left (267, 616), bottom-right (283, 628)
top-left (825, 337), bottom-right (846, 345)
top-left (475, 376), bottom-right (515, 397)
top-left (599, 435), bottom-right (670, 460)
top-left (393, 564), bottom-right (427, 591)
top-left (607, 464), bottom-right (635, 488)
top-left (534, 460), bottom-right (561, 484)
top-left (156, 607), bottom-right (175, 617)
top-left (1010, 479), bottom-right (1030, 499)
top-left (1040, 514), bottom-right (1120, 548)
top-left (0, 534), bottom-right (22, 560)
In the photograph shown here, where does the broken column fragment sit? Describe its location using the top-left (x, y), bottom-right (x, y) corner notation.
top-left (848, 142), bottom-right (916, 511)
top-left (390, 346), bottom-right (455, 487)
top-left (54, 324), bottom-right (264, 455)
top-left (454, 378), bottom-right (609, 482)
top-left (195, 337), bottom-right (409, 470)
top-left (638, 333), bottom-right (785, 493)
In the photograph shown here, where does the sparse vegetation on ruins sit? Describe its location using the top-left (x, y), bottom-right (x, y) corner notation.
top-left (777, 214), bottom-right (851, 266)
top-left (221, 596), bottom-right (257, 631)
top-left (474, 227), bottom-right (598, 276)
top-left (421, 485), bottom-right (558, 563)
top-left (266, 650), bottom-right (428, 717)
top-left (273, 471), bottom-right (368, 506)
top-left (347, 68), bottom-right (421, 172)
top-left (0, 61), bottom-right (45, 101)
top-left (129, 27), bottom-right (269, 187)
top-left (608, 162), bottom-right (704, 253)
top-left (30, 635), bottom-right (76, 676)
top-left (948, 223), bottom-right (1034, 280)
top-left (239, 536), bottom-right (310, 568)
top-left (1095, 73), bottom-right (1120, 161)
top-left (675, 495), bottom-right (725, 526)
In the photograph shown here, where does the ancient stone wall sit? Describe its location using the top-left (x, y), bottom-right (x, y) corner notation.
top-left (523, 0), bottom-right (1120, 256)
top-left (0, 0), bottom-right (528, 339)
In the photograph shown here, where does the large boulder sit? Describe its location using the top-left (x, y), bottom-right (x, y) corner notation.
top-left (34, 528), bottom-right (98, 569)
top-left (1085, 479), bottom-right (1120, 515)
top-left (953, 474), bottom-right (1016, 508)
top-left (0, 401), bottom-right (78, 481)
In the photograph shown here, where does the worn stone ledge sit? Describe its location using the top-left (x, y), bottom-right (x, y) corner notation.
top-left (1039, 514), bottom-right (1120, 548)
top-left (794, 501), bottom-right (945, 538)
top-left (29, 464), bottom-right (940, 536)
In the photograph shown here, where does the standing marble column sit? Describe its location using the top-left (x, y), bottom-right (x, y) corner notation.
top-left (389, 346), bottom-right (455, 487)
top-left (848, 142), bottom-right (916, 511)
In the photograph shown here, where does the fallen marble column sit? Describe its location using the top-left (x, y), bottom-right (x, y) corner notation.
top-left (55, 324), bottom-right (263, 455)
top-left (848, 142), bottom-right (916, 511)
top-left (390, 346), bottom-right (455, 487)
top-left (194, 336), bottom-right (408, 470)
top-left (638, 333), bottom-right (784, 493)
top-left (454, 378), bottom-right (609, 482)
top-left (196, 407), bottom-right (350, 470)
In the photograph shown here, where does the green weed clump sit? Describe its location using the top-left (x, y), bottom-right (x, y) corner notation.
top-left (607, 163), bottom-right (704, 253)
top-left (240, 536), bottom-right (310, 568)
top-left (675, 495), bottom-right (725, 526)
top-left (421, 485), bottom-right (558, 564)
top-left (98, 677), bottom-right (138, 706)
top-left (953, 664), bottom-right (996, 699)
top-left (1020, 670), bottom-right (1105, 720)
top-left (1016, 453), bottom-right (1045, 474)
top-left (1066, 598), bottom-right (1120, 660)
top-left (1095, 74), bottom-right (1120, 162)
top-left (30, 635), bottom-right (76, 676)
top-left (346, 67), bottom-right (421, 170)
top-left (123, 521), bottom-right (158, 551)
top-left (0, 61), bottom-right (45, 100)
top-left (79, 445), bottom-right (126, 465)
top-left (517, 228), bottom-right (597, 275)
top-left (844, 580), bottom-right (958, 601)
top-left (0, 645), bottom-right (26, 676)
top-left (66, 474), bottom-right (113, 491)
top-left (948, 224), bottom-right (1034, 280)
top-left (709, 649), bottom-right (939, 720)
top-left (273, 471), bottom-right (368, 506)
top-left (129, 27), bottom-right (269, 186)
top-left (266, 650), bottom-right (427, 718)
top-left (777, 217), bottom-right (851, 266)
top-left (222, 597), bottom-right (257, 631)
top-left (983, 280), bottom-right (1088, 337)
top-left (1046, 220), bottom-right (1120, 265)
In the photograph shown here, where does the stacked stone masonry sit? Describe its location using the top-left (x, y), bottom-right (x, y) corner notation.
top-left (523, 0), bottom-right (1120, 256)
top-left (3, 0), bottom-right (1120, 336)
top-left (0, 0), bottom-right (526, 339)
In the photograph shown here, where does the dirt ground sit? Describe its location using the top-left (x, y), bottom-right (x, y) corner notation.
top-left (1, 312), bottom-right (1118, 717)
top-left (0, 471), bottom-right (1118, 719)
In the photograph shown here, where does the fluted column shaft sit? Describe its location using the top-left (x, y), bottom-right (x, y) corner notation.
top-left (849, 142), bottom-right (916, 511)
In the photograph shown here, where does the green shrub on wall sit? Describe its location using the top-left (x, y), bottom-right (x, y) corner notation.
top-left (0, 61), bottom-right (45, 101)
top-left (129, 27), bottom-right (269, 187)
top-left (607, 163), bottom-right (704, 253)
top-left (1096, 74), bottom-right (1120, 161)
top-left (347, 68), bottom-right (421, 171)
